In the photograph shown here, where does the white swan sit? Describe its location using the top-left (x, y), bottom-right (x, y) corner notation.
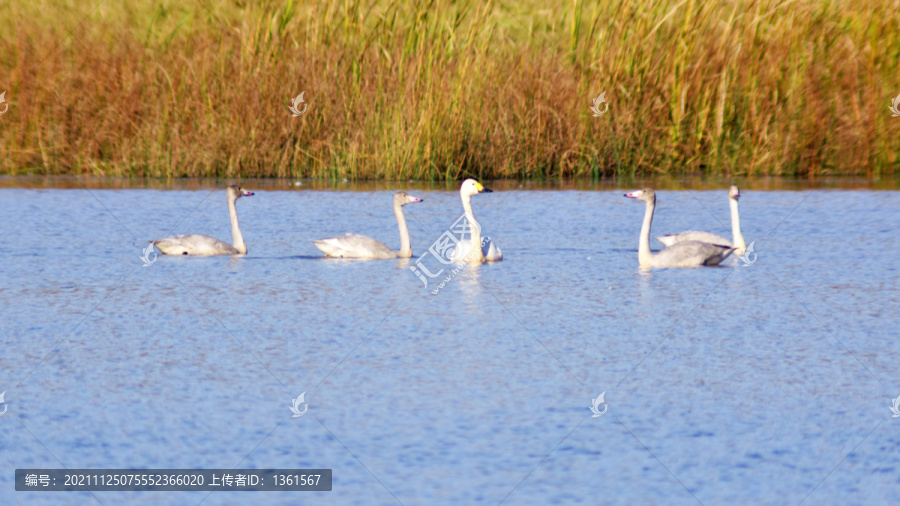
top-left (451, 179), bottom-right (502, 263)
top-left (625, 188), bottom-right (735, 268)
top-left (150, 185), bottom-right (254, 256)
top-left (655, 185), bottom-right (747, 255)
top-left (312, 191), bottom-right (423, 259)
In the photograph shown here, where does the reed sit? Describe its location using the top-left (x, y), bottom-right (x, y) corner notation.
top-left (0, 0), bottom-right (897, 179)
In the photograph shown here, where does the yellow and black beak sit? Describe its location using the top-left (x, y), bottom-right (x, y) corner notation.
top-left (475, 182), bottom-right (493, 193)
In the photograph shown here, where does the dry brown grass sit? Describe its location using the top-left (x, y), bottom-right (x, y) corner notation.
top-left (1, 0), bottom-right (898, 179)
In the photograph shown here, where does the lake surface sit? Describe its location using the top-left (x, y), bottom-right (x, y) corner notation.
top-left (1, 180), bottom-right (899, 505)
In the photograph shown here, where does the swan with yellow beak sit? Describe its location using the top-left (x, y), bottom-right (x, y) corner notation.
top-left (450, 178), bottom-right (503, 263)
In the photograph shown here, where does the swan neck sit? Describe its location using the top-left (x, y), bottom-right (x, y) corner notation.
top-left (394, 199), bottom-right (412, 258)
top-left (730, 198), bottom-right (746, 251)
top-left (638, 197), bottom-right (655, 266)
top-left (462, 192), bottom-right (484, 262)
top-left (228, 195), bottom-right (246, 254)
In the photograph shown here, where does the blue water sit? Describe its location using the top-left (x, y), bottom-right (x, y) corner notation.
top-left (1, 185), bottom-right (898, 505)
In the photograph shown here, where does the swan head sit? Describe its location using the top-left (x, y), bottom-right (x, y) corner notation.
top-left (460, 178), bottom-right (492, 197)
top-left (624, 187), bottom-right (655, 203)
top-left (729, 185), bottom-right (740, 200)
top-left (394, 191), bottom-right (423, 206)
top-left (226, 185), bottom-right (254, 200)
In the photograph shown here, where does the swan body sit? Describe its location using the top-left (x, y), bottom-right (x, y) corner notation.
top-left (450, 179), bottom-right (502, 263)
top-left (626, 188), bottom-right (735, 268)
top-left (312, 234), bottom-right (398, 259)
top-left (451, 237), bottom-right (503, 263)
top-left (151, 185), bottom-right (254, 256)
top-left (312, 192), bottom-right (423, 259)
top-left (152, 234), bottom-right (243, 256)
top-left (655, 185), bottom-right (747, 255)
top-left (657, 230), bottom-right (731, 247)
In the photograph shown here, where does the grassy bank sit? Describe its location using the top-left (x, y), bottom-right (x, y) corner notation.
top-left (1, 0), bottom-right (898, 179)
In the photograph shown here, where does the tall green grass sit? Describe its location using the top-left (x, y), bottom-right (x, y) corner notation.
top-left (0, 0), bottom-right (897, 179)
